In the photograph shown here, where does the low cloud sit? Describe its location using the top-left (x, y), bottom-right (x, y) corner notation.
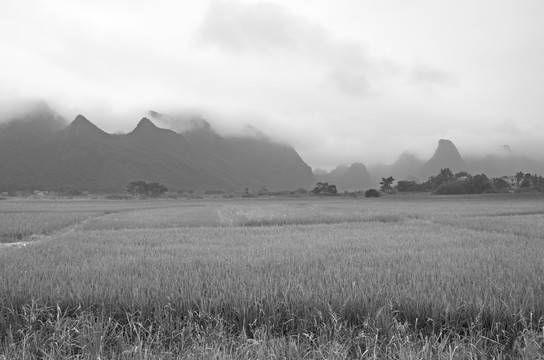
top-left (148, 110), bottom-right (213, 134)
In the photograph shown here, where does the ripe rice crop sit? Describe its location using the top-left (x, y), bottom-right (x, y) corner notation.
top-left (0, 211), bottom-right (100, 242)
top-left (1, 194), bottom-right (544, 358)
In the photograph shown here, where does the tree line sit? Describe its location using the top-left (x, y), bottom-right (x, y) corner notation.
top-left (124, 170), bottom-right (543, 199)
top-left (126, 181), bottom-right (168, 197)
top-left (386, 169), bottom-right (544, 194)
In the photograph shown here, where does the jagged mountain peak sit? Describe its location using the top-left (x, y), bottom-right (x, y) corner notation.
top-left (418, 139), bottom-right (467, 180)
top-left (312, 168), bottom-right (328, 176)
top-left (147, 110), bottom-right (214, 135)
top-left (337, 162), bottom-right (372, 191)
top-left (348, 162), bottom-right (367, 169)
top-left (67, 115), bottom-right (108, 138)
top-left (0, 105), bottom-right (315, 192)
top-left (396, 151), bottom-right (419, 161)
top-left (136, 117), bottom-right (156, 128)
top-left (433, 139), bottom-right (464, 159)
top-left (436, 139), bottom-right (458, 152)
top-left (72, 114), bottom-right (92, 125)
top-left (129, 117), bottom-right (177, 138)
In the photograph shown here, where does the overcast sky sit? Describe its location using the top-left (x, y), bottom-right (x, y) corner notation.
top-left (1, 0), bottom-right (543, 169)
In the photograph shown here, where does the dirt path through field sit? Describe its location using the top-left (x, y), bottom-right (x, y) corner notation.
top-left (0, 211), bottom-right (120, 249)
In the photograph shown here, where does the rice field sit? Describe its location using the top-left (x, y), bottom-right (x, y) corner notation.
top-left (1, 194), bottom-right (544, 358)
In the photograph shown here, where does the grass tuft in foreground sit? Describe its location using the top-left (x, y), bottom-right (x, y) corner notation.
top-left (1, 301), bottom-right (543, 359)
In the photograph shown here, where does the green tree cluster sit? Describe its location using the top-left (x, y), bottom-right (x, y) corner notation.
top-left (516, 171), bottom-right (544, 191)
top-left (311, 182), bottom-right (338, 196)
top-left (392, 168), bottom-right (544, 195)
top-left (127, 181), bottom-right (168, 197)
top-left (379, 177), bottom-right (395, 193)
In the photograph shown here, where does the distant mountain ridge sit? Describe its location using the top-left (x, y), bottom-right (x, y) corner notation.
top-left (313, 163), bottom-right (373, 191)
top-left (369, 139), bottom-right (544, 184)
top-left (0, 106), bottom-right (315, 192)
top-left (3, 103), bottom-right (543, 193)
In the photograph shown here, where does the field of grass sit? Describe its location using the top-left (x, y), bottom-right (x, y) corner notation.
top-left (1, 194), bottom-right (544, 358)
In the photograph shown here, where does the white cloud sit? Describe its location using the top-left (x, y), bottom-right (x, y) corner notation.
top-left (0, 0), bottom-right (543, 169)
top-left (198, 0), bottom-right (387, 96)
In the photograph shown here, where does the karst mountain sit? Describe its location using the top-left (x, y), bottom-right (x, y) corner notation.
top-left (0, 105), bottom-right (315, 192)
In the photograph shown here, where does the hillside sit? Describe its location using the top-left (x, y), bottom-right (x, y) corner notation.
top-left (313, 163), bottom-right (373, 191)
top-left (417, 139), bottom-right (468, 180)
top-left (0, 107), bottom-right (315, 192)
top-left (368, 152), bottom-right (424, 183)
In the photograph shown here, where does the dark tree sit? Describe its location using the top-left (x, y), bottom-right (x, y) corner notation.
top-left (435, 181), bottom-right (467, 194)
top-left (311, 182), bottom-right (338, 196)
top-left (379, 176), bottom-right (395, 193)
top-left (425, 168), bottom-right (455, 190)
top-left (465, 174), bottom-right (493, 194)
top-left (127, 181), bottom-right (167, 197)
top-left (364, 189), bottom-right (380, 197)
top-left (455, 171), bottom-right (469, 179)
top-left (521, 173), bottom-right (534, 188)
top-left (515, 171), bottom-right (525, 187)
top-left (146, 182), bottom-right (168, 197)
top-left (127, 181), bottom-right (147, 196)
top-left (492, 177), bottom-right (511, 192)
top-left (396, 180), bottom-right (421, 192)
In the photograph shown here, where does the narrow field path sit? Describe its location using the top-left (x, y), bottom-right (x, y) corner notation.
top-left (0, 212), bottom-right (110, 249)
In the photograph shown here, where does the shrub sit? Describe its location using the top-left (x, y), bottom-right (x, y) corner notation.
top-left (311, 182), bottom-right (337, 196)
top-left (127, 181), bottom-right (168, 197)
top-left (435, 180), bottom-right (467, 194)
top-left (105, 194), bottom-right (133, 200)
top-left (62, 189), bottom-right (84, 197)
top-left (365, 189), bottom-right (380, 197)
top-left (465, 174), bottom-right (493, 194)
top-left (396, 180), bottom-right (421, 192)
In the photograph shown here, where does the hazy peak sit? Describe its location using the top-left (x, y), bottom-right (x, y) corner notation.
top-left (135, 117), bottom-right (158, 130)
top-left (72, 114), bottom-right (91, 125)
top-left (337, 162), bottom-right (372, 191)
top-left (437, 138), bottom-right (456, 148)
top-left (334, 164), bottom-right (350, 171)
top-left (418, 138), bottom-right (467, 179)
top-left (349, 162), bottom-right (367, 169)
top-left (148, 110), bottom-right (213, 134)
top-left (129, 116), bottom-right (177, 138)
top-left (68, 115), bottom-right (108, 138)
top-left (433, 139), bottom-right (464, 160)
top-left (312, 168), bottom-right (328, 176)
top-left (397, 151), bottom-right (419, 161)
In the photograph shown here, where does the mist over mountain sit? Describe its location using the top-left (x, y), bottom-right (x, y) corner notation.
top-left (367, 139), bottom-right (544, 184)
top-left (466, 154), bottom-right (544, 178)
top-left (313, 163), bottom-right (373, 191)
top-left (368, 152), bottom-right (425, 183)
top-left (417, 139), bottom-right (468, 180)
top-left (0, 108), bottom-right (315, 192)
top-left (0, 102), bottom-right (67, 148)
top-left (313, 164), bottom-right (347, 184)
top-left (3, 103), bottom-right (544, 194)
top-left (337, 163), bottom-right (373, 191)
top-left (147, 110), bottom-right (215, 134)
